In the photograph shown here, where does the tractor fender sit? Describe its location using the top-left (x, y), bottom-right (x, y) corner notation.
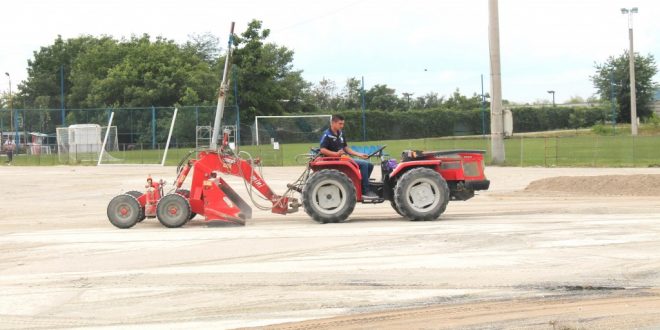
top-left (388, 160), bottom-right (442, 180)
top-left (310, 158), bottom-right (362, 197)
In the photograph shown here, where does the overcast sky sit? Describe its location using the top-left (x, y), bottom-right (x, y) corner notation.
top-left (1, 0), bottom-right (658, 104)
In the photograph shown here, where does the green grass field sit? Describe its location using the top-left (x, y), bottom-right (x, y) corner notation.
top-left (6, 128), bottom-right (660, 167)
top-left (243, 134), bottom-right (660, 167)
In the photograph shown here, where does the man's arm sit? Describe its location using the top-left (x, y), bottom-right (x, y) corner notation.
top-left (320, 147), bottom-right (345, 157)
top-left (344, 146), bottom-right (368, 159)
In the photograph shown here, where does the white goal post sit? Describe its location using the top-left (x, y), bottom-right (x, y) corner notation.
top-left (97, 112), bottom-right (115, 165)
top-left (254, 115), bottom-right (332, 146)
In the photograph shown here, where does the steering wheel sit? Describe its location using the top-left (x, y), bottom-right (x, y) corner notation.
top-left (366, 145), bottom-right (387, 158)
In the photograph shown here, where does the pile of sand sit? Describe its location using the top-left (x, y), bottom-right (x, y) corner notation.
top-left (525, 174), bottom-right (660, 196)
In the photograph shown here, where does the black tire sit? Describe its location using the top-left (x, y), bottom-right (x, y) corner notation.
top-left (107, 194), bottom-right (141, 229)
top-left (390, 200), bottom-right (405, 217)
top-left (175, 189), bottom-right (196, 220)
top-left (125, 190), bottom-right (146, 222)
top-left (125, 190), bottom-right (143, 198)
top-left (394, 168), bottom-right (449, 221)
top-left (156, 193), bottom-right (191, 228)
top-left (302, 169), bottom-right (356, 223)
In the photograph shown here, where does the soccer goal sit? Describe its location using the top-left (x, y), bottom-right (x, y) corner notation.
top-left (97, 109), bottom-right (178, 166)
top-left (254, 115), bottom-right (332, 146)
top-left (56, 124), bottom-right (119, 164)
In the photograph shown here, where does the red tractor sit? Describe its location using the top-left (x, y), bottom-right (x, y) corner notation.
top-left (301, 146), bottom-right (489, 223)
top-left (106, 137), bottom-right (489, 228)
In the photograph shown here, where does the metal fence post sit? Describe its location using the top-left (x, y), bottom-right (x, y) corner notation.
top-left (520, 135), bottom-right (523, 167)
top-left (544, 137), bottom-right (547, 167)
top-left (555, 136), bottom-right (559, 166)
top-left (632, 135), bottom-right (636, 166)
top-left (151, 106), bottom-right (156, 150)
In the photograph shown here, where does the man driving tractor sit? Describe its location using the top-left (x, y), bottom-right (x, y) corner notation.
top-left (319, 114), bottom-right (377, 198)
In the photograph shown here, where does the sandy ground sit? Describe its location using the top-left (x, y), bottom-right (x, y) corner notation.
top-left (1, 165), bottom-right (660, 329)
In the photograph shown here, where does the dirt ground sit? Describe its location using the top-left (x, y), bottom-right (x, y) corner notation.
top-left (1, 165), bottom-right (660, 329)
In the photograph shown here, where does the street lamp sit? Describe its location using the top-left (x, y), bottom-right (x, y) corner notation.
top-left (621, 7), bottom-right (639, 136)
top-left (547, 90), bottom-right (555, 107)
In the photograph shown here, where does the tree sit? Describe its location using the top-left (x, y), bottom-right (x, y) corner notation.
top-left (591, 52), bottom-right (658, 123)
top-left (365, 84), bottom-right (400, 111)
top-left (443, 89), bottom-right (483, 111)
top-left (565, 95), bottom-right (585, 104)
top-left (19, 35), bottom-right (104, 110)
top-left (185, 32), bottom-right (222, 64)
top-left (413, 92), bottom-right (444, 109)
top-left (16, 35), bottom-right (111, 133)
top-left (342, 77), bottom-right (362, 110)
top-left (311, 78), bottom-right (337, 110)
top-left (231, 20), bottom-right (313, 119)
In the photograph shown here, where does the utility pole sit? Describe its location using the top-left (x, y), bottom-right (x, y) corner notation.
top-left (481, 74), bottom-right (486, 137)
top-left (610, 72), bottom-right (616, 133)
top-left (361, 76), bottom-right (366, 141)
top-left (621, 7), bottom-right (638, 136)
top-left (61, 65), bottom-right (66, 126)
top-left (488, 0), bottom-right (505, 164)
top-left (5, 72), bottom-right (15, 149)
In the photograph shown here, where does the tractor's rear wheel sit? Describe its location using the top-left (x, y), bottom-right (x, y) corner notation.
top-left (394, 168), bottom-right (449, 221)
top-left (125, 190), bottom-right (146, 222)
top-left (302, 170), bottom-right (356, 223)
top-left (175, 189), bottom-right (196, 221)
top-left (107, 194), bottom-right (141, 229)
top-left (156, 193), bottom-right (191, 228)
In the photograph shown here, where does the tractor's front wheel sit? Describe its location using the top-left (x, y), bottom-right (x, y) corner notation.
top-left (394, 168), bottom-right (449, 221)
top-left (302, 170), bottom-right (356, 223)
top-left (107, 194), bottom-right (141, 229)
top-left (156, 193), bottom-right (191, 228)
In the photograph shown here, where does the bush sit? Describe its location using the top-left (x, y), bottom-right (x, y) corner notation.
top-left (289, 105), bottom-right (609, 140)
top-left (591, 124), bottom-right (615, 135)
top-left (510, 106), bottom-right (608, 133)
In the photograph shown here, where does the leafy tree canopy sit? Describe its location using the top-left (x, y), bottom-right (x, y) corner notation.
top-left (591, 52), bottom-right (658, 122)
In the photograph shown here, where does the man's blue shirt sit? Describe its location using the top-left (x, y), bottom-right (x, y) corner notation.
top-left (320, 128), bottom-right (347, 152)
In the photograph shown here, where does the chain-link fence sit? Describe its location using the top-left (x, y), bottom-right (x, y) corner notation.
top-left (1, 106), bottom-right (658, 167)
top-left (235, 135), bottom-right (660, 167)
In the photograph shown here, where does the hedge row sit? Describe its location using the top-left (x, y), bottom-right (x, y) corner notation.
top-left (315, 106), bottom-right (610, 141)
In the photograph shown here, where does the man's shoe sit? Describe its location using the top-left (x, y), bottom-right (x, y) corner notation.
top-left (363, 189), bottom-right (378, 199)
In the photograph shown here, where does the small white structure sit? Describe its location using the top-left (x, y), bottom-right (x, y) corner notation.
top-left (503, 108), bottom-right (514, 137)
top-left (68, 124), bottom-right (102, 153)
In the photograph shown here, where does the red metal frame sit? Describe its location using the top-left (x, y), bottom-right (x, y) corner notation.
top-left (172, 149), bottom-right (291, 223)
top-left (310, 150), bottom-right (487, 197)
top-left (390, 151), bottom-right (487, 182)
top-left (134, 179), bottom-right (163, 218)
